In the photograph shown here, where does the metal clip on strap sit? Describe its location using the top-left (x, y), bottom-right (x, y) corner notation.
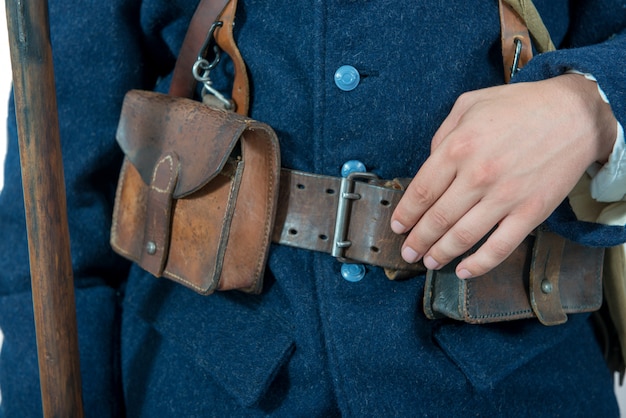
top-left (192, 21), bottom-right (235, 110)
top-left (498, 0), bottom-right (533, 83)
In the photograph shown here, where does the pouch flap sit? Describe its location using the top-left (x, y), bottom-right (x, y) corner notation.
top-left (116, 90), bottom-right (251, 198)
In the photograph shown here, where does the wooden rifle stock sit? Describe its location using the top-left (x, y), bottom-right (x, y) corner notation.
top-left (5, 0), bottom-right (84, 416)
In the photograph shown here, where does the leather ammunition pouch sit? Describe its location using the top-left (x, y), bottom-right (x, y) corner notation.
top-left (111, 90), bottom-right (280, 294)
top-left (423, 228), bottom-right (604, 326)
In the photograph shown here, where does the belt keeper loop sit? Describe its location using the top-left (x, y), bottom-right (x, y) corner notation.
top-left (332, 171), bottom-right (379, 261)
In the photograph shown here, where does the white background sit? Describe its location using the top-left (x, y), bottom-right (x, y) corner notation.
top-left (0, 0), bottom-right (626, 414)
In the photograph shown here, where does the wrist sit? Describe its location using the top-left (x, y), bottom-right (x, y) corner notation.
top-left (558, 73), bottom-right (618, 164)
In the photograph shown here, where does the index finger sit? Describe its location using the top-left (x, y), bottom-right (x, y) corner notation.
top-left (390, 153), bottom-right (455, 234)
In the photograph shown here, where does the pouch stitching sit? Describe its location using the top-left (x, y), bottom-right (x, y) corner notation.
top-left (163, 163), bottom-right (243, 294)
top-left (465, 279), bottom-right (534, 320)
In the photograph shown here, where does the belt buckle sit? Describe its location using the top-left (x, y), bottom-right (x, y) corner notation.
top-left (332, 171), bottom-right (379, 263)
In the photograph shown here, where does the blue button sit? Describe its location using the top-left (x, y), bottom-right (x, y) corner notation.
top-left (341, 263), bottom-right (366, 282)
top-left (334, 65), bottom-right (360, 91)
top-left (341, 160), bottom-right (366, 177)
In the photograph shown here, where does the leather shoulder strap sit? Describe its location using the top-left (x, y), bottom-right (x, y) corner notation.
top-left (169, 0), bottom-right (249, 115)
top-left (499, 0), bottom-right (557, 82)
top-left (499, 0), bottom-right (533, 83)
top-left (168, 0), bottom-right (230, 99)
top-left (501, 0), bottom-right (556, 53)
top-left (214, 0), bottom-right (249, 115)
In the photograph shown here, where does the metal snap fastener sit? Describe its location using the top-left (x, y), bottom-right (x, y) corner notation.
top-left (334, 65), bottom-right (360, 91)
top-left (540, 279), bottom-right (553, 294)
top-left (341, 160), bottom-right (366, 178)
top-left (341, 263), bottom-right (366, 282)
top-left (146, 241), bottom-right (157, 255)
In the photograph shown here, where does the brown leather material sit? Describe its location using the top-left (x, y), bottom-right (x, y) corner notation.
top-left (529, 228), bottom-right (568, 325)
top-left (213, 0), bottom-right (249, 115)
top-left (117, 90), bottom-right (247, 199)
top-left (499, 0), bottom-right (533, 83)
top-left (111, 90), bottom-right (280, 294)
top-left (271, 170), bottom-right (426, 273)
top-left (423, 231), bottom-right (604, 324)
top-left (112, 0), bottom-right (270, 295)
top-left (139, 153), bottom-right (180, 277)
top-left (169, 0), bottom-right (230, 98)
top-left (168, 0), bottom-right (249, 115)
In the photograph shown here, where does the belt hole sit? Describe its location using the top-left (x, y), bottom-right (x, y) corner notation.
top-left (325, 188), bottom-right (335, 194)
top-left (380, 199), bottom-right (390, 206)
top-left (297, 184), bottom-right (305, 190)
top-left (319, 234), bottom-right (328, 241)
top-left (370, 246), bottom-right (380, 253)
top-left (289, 228), bottom-right (298, 235)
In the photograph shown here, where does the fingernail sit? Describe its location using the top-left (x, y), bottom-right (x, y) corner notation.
top-left (423, 256), bottom-right (441, 270)
top-left (391, 220), bottom-right (407, 234)
top-left (401, 246), bottom-right (420, 263)
top-left (457, 269), bottom-right (472, 279)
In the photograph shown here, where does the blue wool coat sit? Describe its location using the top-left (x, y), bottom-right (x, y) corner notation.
top-left (1, 0), bottom-right (626, 416)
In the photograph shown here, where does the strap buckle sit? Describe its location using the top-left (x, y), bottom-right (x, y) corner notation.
top-left (332, 171), bottom-right (379, 262)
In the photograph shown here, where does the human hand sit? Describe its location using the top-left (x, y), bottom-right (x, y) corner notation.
top-left (390, 74), bottom-right (617, 279)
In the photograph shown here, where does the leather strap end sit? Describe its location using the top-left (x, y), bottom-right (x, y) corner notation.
top-left (498, 0), bottom-right (533, 83)
top-left (529, 228), bottom-right (568, 325)
top-left (140, 153), bottom-right (180, 277)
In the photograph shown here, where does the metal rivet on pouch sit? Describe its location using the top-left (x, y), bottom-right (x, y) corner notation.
top-left (146, 241), bottom-right (157, 255)
top-left (541, 279), bottom-right (553, 294)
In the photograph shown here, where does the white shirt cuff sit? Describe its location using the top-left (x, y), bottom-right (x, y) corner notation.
top-left (588, 122), bottom-right (626, 202)
top-left (567, 70), bottom-right (626, 202)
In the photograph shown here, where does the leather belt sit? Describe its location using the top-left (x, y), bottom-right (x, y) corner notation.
top-left (272, 169), bottom-right (603, 325)
top-left (112, 91), bottom-right (600, 300)
top-left (271, 168), bottom-right (427, 276)
top-left (269, 169), bottom-right (590, 290)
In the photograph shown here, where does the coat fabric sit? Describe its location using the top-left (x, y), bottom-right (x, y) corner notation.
top-left (1, 0), bottom-right (626, 416)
